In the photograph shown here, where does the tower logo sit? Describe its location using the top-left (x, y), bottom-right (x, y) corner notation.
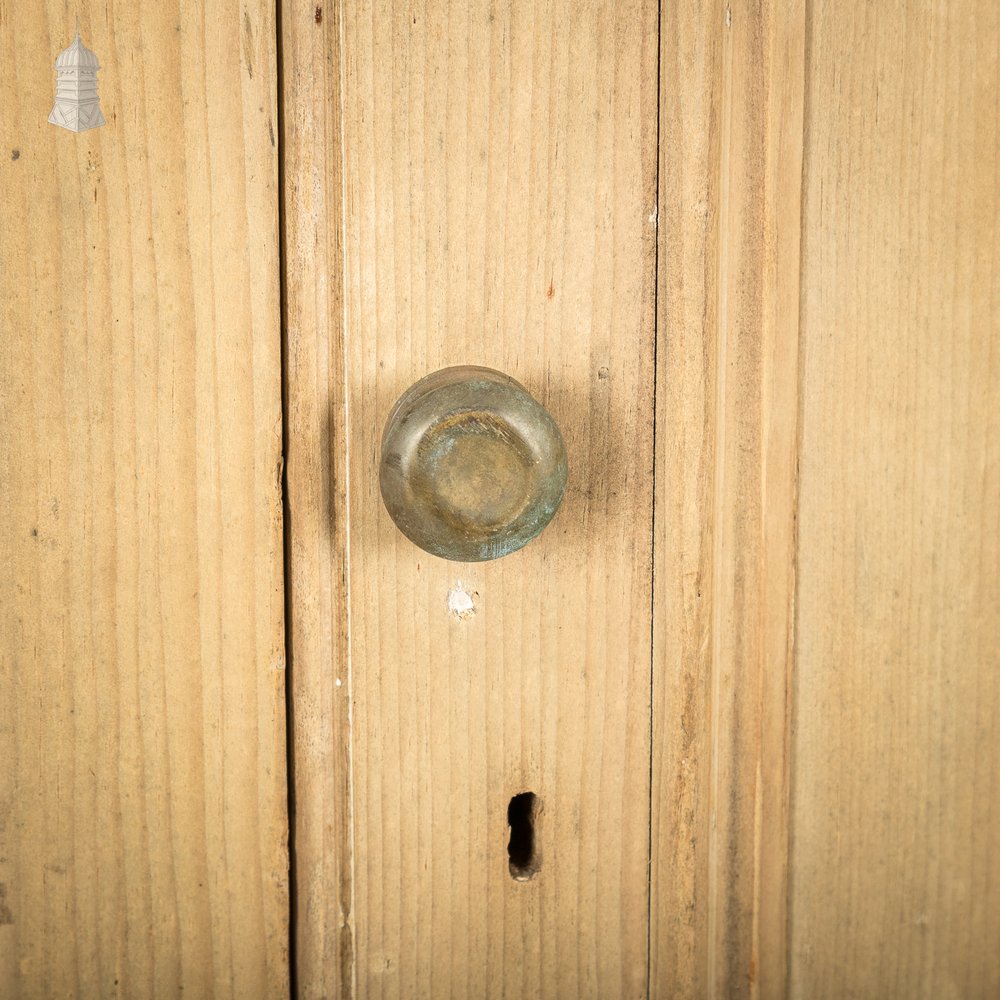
top-left (49, 25), bottom-right (106, 133)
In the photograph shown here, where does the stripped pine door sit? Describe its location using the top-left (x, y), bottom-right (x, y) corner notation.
top-left (285, 1), bottom-right (999, 998)
top-left (1, 1), bottom-right (998, 998)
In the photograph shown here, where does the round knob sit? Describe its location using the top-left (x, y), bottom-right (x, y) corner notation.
top-left (379, 366), bottom-right (568, 562)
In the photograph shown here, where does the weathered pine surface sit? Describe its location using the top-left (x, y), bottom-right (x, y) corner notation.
top-left (790, 2), bottom-right (1000, 997)
top-left (283, 0), bottom-right (659, 996)
top-left (650, 1), bottom-right (804, 997)
top-left (280, 0), bottom-right (353, 995)
top-left (0, 2), bottom-right (289, 997)
top-left (3, 2), bottom-right (999, 998)
top-left (283, 2), bottom-right (1000, 998)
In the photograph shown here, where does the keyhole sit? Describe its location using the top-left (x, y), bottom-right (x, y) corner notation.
top-left (507, 792), bottom-right (539, 881)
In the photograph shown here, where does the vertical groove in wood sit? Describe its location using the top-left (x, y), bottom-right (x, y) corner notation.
top-left (279, 1), bottom-right (354, 997)
top-left (650, 1), bottom-right (805, 997)
top-left (0, 2), bottom-right (288, 997)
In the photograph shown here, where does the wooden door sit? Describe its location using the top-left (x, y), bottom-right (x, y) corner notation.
top-left (2, 1), bottom-right (998, 998)
top-left (283, 1), bottom-right (1000, 998)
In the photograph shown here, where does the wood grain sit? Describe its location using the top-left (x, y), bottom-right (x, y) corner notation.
top-left (326, 0), bottom-right (658, 996)
top-left (650, 1), bottom-right (804, 997)
top-left (279, 1), bottom-right (354, 997)
top-left (0, 2), bottom-right (288, 997)
top-left (789, 1), bottom-right (1000, 997)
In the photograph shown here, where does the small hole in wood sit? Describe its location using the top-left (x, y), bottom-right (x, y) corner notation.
top-left (507, 792), bottom-right (539, 881)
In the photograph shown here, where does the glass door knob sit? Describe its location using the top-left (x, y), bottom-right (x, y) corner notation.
top-left (379, 366), bottom-right (568, 562)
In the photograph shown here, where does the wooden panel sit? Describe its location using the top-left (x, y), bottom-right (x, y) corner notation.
top-left (283, 0), bottom-right (659, 995)
top-left (0, 2), bottom-right (288, 997)
top-left (279, 1), bottom-right (354, 997)
top-left (790, 2), bottom-right (1000, 997)
top-left (650, 1), bottom-right (804, 997)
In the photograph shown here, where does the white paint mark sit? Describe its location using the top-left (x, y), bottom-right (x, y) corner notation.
top-left (335, 678), bottom-right (343, 687)
top-left (447, 581), bottom-right (477, 620)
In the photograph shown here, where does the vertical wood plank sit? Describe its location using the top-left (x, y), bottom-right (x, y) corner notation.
top-left (282, 0), bottom-right (659, 995)
top-left (343, 0), bottom-right (659, 986)
top-left (0, 2), bottom-right (288, 996)
top-left (790, 2), bottom-right (1000, 996)
top-left (279, 1), bottom-right (355, 997)
top-left (651, 1), bottom-right (805, 997)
